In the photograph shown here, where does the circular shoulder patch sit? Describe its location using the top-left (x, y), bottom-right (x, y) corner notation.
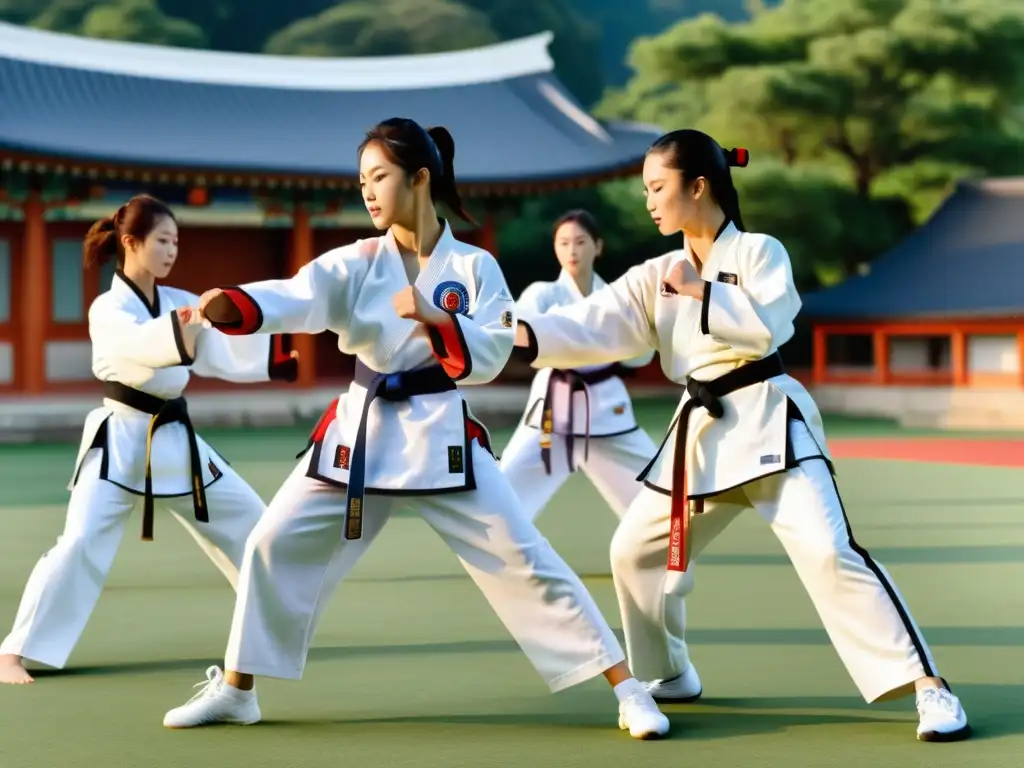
top-left (433, 281), bottom-right (470, 316)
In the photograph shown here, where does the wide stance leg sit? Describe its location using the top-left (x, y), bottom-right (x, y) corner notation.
top-left (420, 443), bottom-right (625, 692)
top-left (499, 423), bottom-right (572, 521)
top-left (582, 428), bottom-right (659, 519)
top-left (746, 458), bottom-right (939, 703)
top-left (224, 459), bottom-right (394, 679)
top-left (0, 450), bottom-right (136, 670)
top-left (609, 486), bottom-right (746, 683)
top-left (165, 464), bottom-right (268, 589)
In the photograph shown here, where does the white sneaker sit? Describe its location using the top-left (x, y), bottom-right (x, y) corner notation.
top-left (163, 666), bottom-right (261, 729)
top-left (644, 664), bottom-right (703, 703)
top-left (618, 685), bottom-right (671, 740)
top-left (916, 687), bottom-right (971, 742)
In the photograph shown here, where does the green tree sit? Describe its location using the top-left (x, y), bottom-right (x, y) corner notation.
top-left (264, 0), bottom-right (497, 58)
top-left (0, 0), bottom-right (48, 25)
top-left (81, 0), bottom-right (207, 47)
top-left (600, 0), bottom-right (1024, 277)
top-left (28, 0), bottom-right (94, 33)
top-left (460, 0), bottom-right (604, 106)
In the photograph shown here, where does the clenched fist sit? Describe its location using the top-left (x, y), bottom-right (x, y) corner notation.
top-left (175, 306), bottom-right (197, 325)
top-left (662, 258), bottom-right (704, 299)
top-left (393, 285), bottom-right (448, 326)
top-left (196, 288), bottom-right (242, 326)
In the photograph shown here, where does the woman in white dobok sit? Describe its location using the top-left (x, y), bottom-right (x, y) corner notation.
top-left (513, 130), bottom-right (971, 743)
top-left (0, 195), bottom-right (298, 685)
top-left (501, 209), bottom-right (658, 523)
top-left (161, 119), bottom-right (670, 740)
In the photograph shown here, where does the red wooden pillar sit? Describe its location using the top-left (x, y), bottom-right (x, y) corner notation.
top-left (811, 325), bottom-right (827, 384)
top-left (873, 329), bottom-right (890, 384)
top-left (20, 194), bottom-right (49, 394)
top-left (289, 203), bottom-right (316, 388)
top-left (951, 329), bottom-right (967, 386)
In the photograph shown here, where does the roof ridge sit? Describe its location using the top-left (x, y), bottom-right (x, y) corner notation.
top-left (0, 22), bottom-right (554, 91)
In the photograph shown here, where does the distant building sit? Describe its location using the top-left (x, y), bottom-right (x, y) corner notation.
top-left (800, 178), bottom-right (1024, 427)
top-left (0, 23), bottom-right (660, 394)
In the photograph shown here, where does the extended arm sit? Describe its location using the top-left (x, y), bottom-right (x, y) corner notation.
top-left (518, 261), bottom-right (658, 370)
top-left (202, 245), bottom-right (363, 337)
top-left (89, 299), bottom-right (195, 369)
top-left (191, 329), bottom-right (298, 383)
top-left (698, 237), bottom-right (801, 357)
top-left (427, 254), bottom-right (516, 385)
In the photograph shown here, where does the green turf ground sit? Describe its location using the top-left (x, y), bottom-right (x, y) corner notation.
top-left (0, 401), bottom-right (1021, 768)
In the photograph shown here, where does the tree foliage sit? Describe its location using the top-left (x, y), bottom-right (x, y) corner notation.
top-left (79, 0), bottom-right (206, 47)
top-left (264, 0), bottom-right (496, 58)
top-left (599, 0), bottom-right (1024, 277)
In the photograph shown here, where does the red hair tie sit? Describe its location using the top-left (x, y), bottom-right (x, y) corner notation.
top-left (729, 148), bottom-right (749, 167)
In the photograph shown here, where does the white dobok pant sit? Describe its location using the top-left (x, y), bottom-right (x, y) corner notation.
top-left (500, 425), bottom-right (659, 521)
top-left (0, 449), bottom-right (266, 669)
top-left (611, 420), bottom-right (939, 704)
top-left (224, 442), bottom-right (625, 691)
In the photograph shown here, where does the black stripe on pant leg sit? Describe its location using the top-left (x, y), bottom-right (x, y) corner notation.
top-left (826, 471), bottom-right (936, 678)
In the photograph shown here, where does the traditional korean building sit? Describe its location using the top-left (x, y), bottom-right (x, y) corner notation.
top-left (801, 177), bottom-right (1024, 390)
top-left (0, 22), bottom-right (660, 394)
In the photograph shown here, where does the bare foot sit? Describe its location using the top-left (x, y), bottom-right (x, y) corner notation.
top-left (0, 654), bottom-right (34, 684)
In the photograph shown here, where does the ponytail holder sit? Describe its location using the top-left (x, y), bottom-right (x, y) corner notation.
top-left (727, 148), bottom-right (749, 168)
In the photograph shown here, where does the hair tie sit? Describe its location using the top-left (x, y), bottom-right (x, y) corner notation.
top-left (727, 148), bottom-right (749, 167)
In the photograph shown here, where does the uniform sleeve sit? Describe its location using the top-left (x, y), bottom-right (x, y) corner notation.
top-left (211, 245), bottom-right (363, 338)
top-left (521, 261), bottom-right (659, 369)
top-left (88, 298), bottom-right (192, 369)
top-left (514, 282), bottom-right (551, 318)
top-left (699, 237), bottom-right (800, 357)
top-left (191, 330), bottom-right (298, 383)
top-left (621, 349), bottom-right (657, 368)
top-left (427, 252), bottom-right (516, 385)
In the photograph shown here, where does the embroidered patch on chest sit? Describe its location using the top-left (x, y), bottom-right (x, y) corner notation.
top-left (448, 445), bottom-right (464, 473)
top-left (335, 445), bottom-right (351, 470)
top-left (717, 272), bottom-right (738, 285)
top-left (501, 310), bottom-right (513, 328)
top-left (760, 454), bottom-right (781, 465)
top-left (613, 404), bottom-right (626, 415)
top-left (434, 281), bottom-right (470, 315)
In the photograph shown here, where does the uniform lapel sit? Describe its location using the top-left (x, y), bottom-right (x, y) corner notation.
top-left (687, 220), bottom-right (740, 280)
top-left (557, 269), bottom-right (602, 301)
top-left (113, 269), bottom-right (161, 318)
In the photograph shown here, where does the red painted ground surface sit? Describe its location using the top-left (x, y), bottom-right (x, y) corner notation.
top-left (830, 438), bottom-right (1024, 467)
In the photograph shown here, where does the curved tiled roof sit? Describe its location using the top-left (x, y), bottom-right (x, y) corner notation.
top-left (801, 178), bottom-right (1024, 320)
top-left (0, 23), bottom-right (660, 191)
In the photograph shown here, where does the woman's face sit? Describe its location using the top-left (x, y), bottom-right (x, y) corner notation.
top-left (123, 214), bottom-right (178, 279)
top-left (359, 142), bottom-right (420, 230)
top-left (553, 220), bottom-right (601, 277)
top-left (642, 150), bottom-right (705, 235)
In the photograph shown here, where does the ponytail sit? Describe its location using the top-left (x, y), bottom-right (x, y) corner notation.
top-left (427, 125), bottom-right (476, 226)
top-left (83, 215), bottom-right (120, 269)
top-left (648, 130), bottom-right (750, 232)
top-left (717, 147), bottom-right (748, 231)
top-left (81, 195), bottom-right (175, 271)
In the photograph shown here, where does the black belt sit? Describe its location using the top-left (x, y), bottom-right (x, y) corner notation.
top-left (637, 353), bottom-right (785, 573)
top-left (103, 381), bottom-right (208, 541)
top-left (539, 364), bottom-right (626, 474)
top-left (337, 361), bottom-right (456, 541)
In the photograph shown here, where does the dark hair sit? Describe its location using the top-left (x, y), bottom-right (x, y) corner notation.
top-left (83, 194), bottom-right (176, 269)
top-left (553, 209), bottom-right (602, 243)
top-left (358, 117), bottom-right (475, 225)
top-left (647, 130), bottom-right (749, 231)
